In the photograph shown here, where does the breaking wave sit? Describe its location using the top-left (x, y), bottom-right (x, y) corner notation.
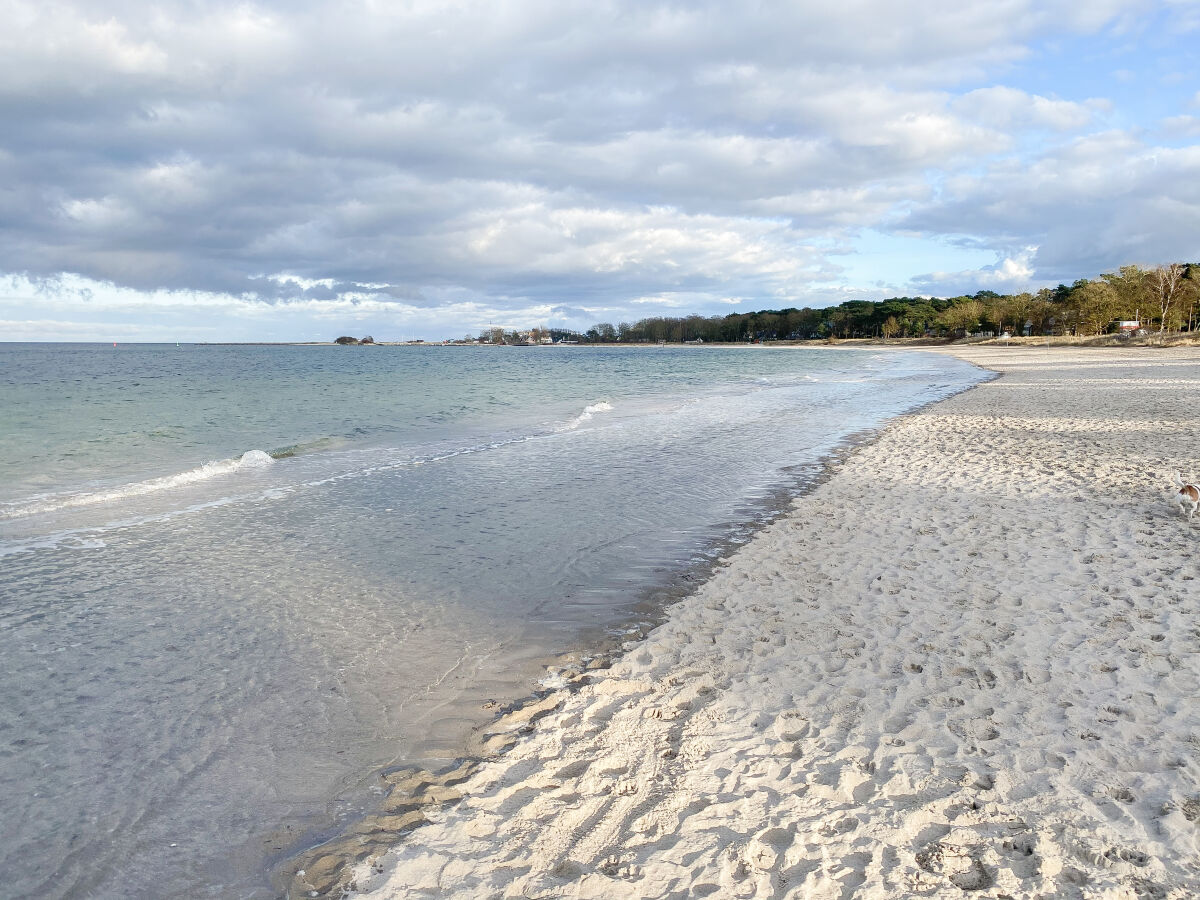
top-left (0, 450), bottom-right (274, 520)
top-left (555, 400), bottom-right (614, 432)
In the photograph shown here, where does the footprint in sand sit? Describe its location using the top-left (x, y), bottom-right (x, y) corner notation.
top-left (747, 826), bottom-right (794, 871)
top-left (914, 840), bottom-right (993, 891)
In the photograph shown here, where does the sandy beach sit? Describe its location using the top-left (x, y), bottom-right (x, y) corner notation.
top-left (326, 345), bottom-right (1200, 899)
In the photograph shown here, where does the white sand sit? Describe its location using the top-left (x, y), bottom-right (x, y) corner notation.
top-left (350, 347), bottom-right (1200, 899)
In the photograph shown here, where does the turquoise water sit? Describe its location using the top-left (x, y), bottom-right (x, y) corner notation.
top-left (0, 343), bottom-right (983, 897)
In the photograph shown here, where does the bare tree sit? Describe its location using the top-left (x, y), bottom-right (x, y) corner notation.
top-left (1151, 263), bottom-right (1186, 333)
top-left (1178, 266), bottom-right (1200, 332)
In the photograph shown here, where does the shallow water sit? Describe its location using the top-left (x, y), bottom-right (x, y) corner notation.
top-left (0, 343), bottom-right (983, 897)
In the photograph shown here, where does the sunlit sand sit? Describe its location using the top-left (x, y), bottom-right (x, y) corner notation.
top-left (333, 346), bottom-right (1200, 899)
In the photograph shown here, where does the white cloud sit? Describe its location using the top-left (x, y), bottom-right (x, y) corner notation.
top-left (263, 273), bottom-right (338, 290)
top-left (953, 87), bottom-right (1099, 132)
top-left (910, 246), bottom-right (1039, 295)
top-left (1161, 114), bottom-right (1200, 137)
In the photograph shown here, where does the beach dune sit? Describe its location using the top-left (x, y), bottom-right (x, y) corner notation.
top-left (341, 346), bottom-right (1200, 899)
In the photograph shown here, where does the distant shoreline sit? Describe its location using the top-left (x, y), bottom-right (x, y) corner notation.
top-left (185, 333), bottom-right (1200, 349)
top-left (8, 333), bottom-right (1200, 348)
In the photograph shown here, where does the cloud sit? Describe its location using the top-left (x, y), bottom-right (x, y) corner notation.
top-left (900, 133), bottom-right (1200, 282)
top-left (952, 87), bottom-right (1101, 132)
top-left (1163, 0), bottom-right (1200, 31)
top-left (0, 0), bottom-right (1192, 338)
top-left (909, 247), bottom-right (1039, 296)
top-left (1162, 114), bottom-right (1200, 138)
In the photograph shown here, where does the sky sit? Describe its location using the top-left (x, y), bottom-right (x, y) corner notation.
top-left (2, 0), bottom-right (1199, 342)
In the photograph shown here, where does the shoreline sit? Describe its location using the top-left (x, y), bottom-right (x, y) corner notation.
top-left (329, 345), bottom-right (1200, 898)
top-left (276, 350), bottom-right (993, 897)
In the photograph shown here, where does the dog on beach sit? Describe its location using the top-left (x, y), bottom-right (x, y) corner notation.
top-left (1172, 472), bottom-right (1200, 519)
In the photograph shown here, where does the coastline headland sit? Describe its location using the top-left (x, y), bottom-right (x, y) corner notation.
top-left (292, 345), bottom-right (1200, 898)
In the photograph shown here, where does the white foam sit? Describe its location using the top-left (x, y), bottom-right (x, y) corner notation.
top-left (0, 450), bottom-right (275, 520)
top-left (555, 400), bottom-right (614, 432)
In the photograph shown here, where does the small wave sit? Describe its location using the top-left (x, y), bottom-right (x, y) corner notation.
top-left (0, 450), bottom-right (275, 520)
top-left (268, 436), bottom-right (344, 459)
top-left (555, 400), bottom-right (614, 432)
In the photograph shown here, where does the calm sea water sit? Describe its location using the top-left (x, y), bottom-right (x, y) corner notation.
top-left (0, 343), bottom-right (983, 898)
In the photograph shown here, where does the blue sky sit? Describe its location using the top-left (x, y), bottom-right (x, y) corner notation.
top-left (1, 0), bottom-right (1198, 341)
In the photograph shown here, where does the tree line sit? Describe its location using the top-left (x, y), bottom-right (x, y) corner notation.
top-left (481, 262), bottom-right (1200, 344)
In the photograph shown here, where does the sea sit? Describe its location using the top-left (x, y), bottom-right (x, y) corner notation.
top-left (0, 342), bottom-right (984, 898)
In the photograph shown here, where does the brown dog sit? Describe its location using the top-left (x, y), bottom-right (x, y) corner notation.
top-left (1173, 472), bottom-right (1199, 519)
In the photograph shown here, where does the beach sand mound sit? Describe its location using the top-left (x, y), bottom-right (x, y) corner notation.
top-left (350, 347), bottom-right (1200, 899)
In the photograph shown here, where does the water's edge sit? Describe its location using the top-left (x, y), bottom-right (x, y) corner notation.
top-left (271, 354), bottom-right (996, 899)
